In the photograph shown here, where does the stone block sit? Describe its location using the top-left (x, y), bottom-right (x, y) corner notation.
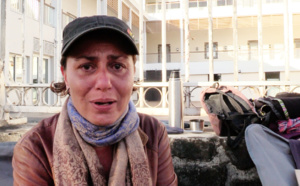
top-left (170, 137), bottom-right (218, 161)
top-left (169, 133), bottom-right (262, 186)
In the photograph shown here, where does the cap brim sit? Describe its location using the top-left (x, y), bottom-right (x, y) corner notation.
top-left (61, 26), bottom-right (139, 56)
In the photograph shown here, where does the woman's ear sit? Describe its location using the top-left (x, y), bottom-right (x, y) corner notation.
top-left (61, 66), bottom-right (69, 88)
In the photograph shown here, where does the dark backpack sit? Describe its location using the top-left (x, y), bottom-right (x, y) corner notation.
top-left (200, 83), bottom-right (261, 148)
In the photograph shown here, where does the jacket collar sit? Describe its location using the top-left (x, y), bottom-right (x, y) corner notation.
top-left (137, 127), bottom-right (148, 146)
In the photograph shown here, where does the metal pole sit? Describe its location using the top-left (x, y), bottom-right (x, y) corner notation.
top-left (183, 0), bottom-right (189, 82)
top-left (257, 0), bottom-right (264, 81)
top-left (139, 0), bottom-right (144, 107)
top-left (233, 0), bottom-right (238, 81)
top-left (208, 0), bottom-right (214, 82)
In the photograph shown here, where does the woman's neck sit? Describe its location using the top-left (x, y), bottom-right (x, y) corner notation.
top-left (94, 145), bottom-right (114, 180)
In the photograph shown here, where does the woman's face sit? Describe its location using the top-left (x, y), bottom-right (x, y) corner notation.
top-left (61, 37), bottom-right (135, 126)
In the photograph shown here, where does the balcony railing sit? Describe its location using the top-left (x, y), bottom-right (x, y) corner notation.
top-left (4, 81), bottom-right (300, 116)
top-left (145, 0), bottom-right (286, 13)
top-left (145, 47), bottom-right (297, 64)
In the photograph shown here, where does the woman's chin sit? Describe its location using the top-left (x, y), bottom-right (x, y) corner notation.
top-left (88, 116), bottom-right (118, 126)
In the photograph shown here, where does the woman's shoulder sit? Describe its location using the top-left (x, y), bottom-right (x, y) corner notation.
top-left (16, 113), bottom-right (60, 149)
top-left (137, 113), bottom-right (167, 145)
top-left (138, 113), bottom-right (165, 131)
top-left (13, 114), bottom-right (59, 185)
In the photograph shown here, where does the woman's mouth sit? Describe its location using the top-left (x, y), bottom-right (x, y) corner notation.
top-left (95, 101), bottom-right (114, 105)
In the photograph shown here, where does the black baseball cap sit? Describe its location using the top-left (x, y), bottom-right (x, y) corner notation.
top-left (61, 15), bottom-right (139, 55)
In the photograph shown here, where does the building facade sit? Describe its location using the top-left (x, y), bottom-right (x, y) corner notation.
top-left (1, 0), bottom-right (300, 114)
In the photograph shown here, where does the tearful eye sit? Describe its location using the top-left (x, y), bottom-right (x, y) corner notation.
top-left (80, 64), bottom-right (94, 71)
top-left (83, 65), bottom-right (91, 70)
top-left (114, 64), bottom-right (122, 70)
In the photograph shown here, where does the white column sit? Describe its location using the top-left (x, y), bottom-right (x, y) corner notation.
top-left (208, 0), bottom-right (214, 82)
top-left (183, 0), bottom-right (189, 82)
top-left (38, 0), bottom-right (45, 106)
top-left (0, 0), bottom-right (2, 60)
top-left (233, 0), bottom-right (238, 81)
top-left (0, 0), bottom-right (5, 119)
top-left (180, 0), bottom-right (184, 64)
top-left (161, 0), bottom-right (167, 108)
top-left (118, 0), bottom-right (122, 20)
top-left (257, 0), bottom-right (264, 81)
top-left (4, 1), bottom-right (9, 85)
top-left (39, 0), bottom-right (44, 84)
top-left (139, 0), bottom-right (144, 107)
top-left (54, 0), bottom-right (62, 82)
top-left (128, 8), bottom-right (132, 29)
top-left (284, 0), bottom-right (293, 82)
top-left (143, 21), bottom-right (147, 69)
top-left (102, 0), bottom-right (107, 15)
top-left (0, 59), bottom-right (4, 120)
top-left (77, 0), bottom-right (81, 17)
top-left (97, 0), bottom-right (101, 15)
top-left (0, 3), bottom-right (5, 119)
top-left (22, 1), bottom-right (26, 83)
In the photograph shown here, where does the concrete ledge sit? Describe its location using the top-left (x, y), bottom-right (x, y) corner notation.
top-left (6, 117), bottom-right (27, 125)
top-left (169, 130), bottom-right (261, 186)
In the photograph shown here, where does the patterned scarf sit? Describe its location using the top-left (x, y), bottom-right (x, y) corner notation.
top-left (52, 98), bottom-right (152, 185)
top-left (67, 97), bottom-right (139, 146)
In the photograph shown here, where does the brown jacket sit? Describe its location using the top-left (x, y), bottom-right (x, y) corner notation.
top-left (12, 113), bottom-right (177, 186)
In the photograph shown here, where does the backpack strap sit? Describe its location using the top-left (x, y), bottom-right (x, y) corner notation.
top-left (225, 116), bottom-right (249, 149)
top-left (269, 97), bottom-right (290, 120)
top-left (216, 90), bottom-right (246, 118)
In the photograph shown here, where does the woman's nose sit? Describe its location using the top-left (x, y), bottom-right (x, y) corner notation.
top-left (94, 70), bottom-right (112, 91)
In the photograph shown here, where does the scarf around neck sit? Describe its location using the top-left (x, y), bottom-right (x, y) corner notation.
top-left (53, 98), bottom-right (152, 185)
top-left (67, 97), bottom-right (139, 146)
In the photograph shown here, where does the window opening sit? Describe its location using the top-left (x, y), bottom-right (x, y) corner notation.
top-left (9, 54), bottom-right (23, 83)
top-left (265, 72), bottom-right (280, 96)
top-left (158, 44), bottom-right (171, 63)
top-left (205, 42), bottom-right (218, 59)
top-left (248, 40), bottom-right (258, 60)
